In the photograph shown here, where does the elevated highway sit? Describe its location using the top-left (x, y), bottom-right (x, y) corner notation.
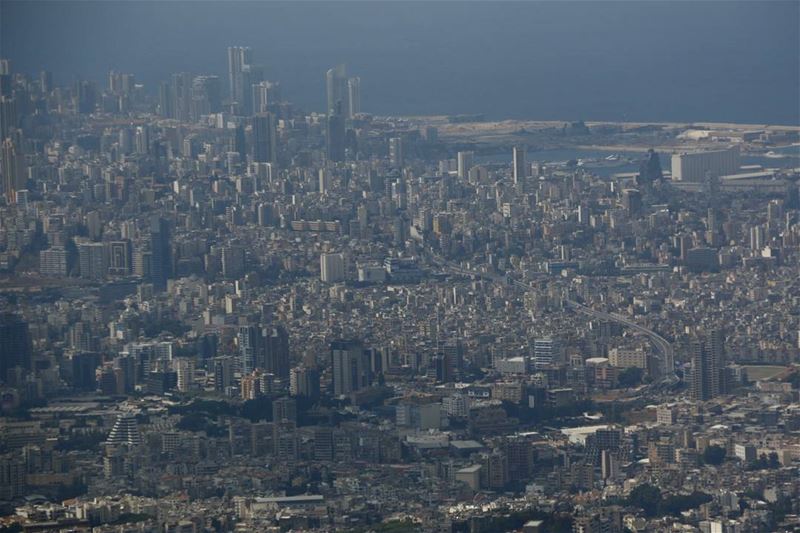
top-left (427, 253), bottom-right (676, 382)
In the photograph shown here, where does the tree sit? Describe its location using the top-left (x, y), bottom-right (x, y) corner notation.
top-left (768, 452), bottom-right (781, 468)
top-left (617, 367), bottom-right (644, 388)
top-left (661, 491), bottom-right (713, 515)
top-left (702, 445), bottom-right (726, 465)
top-left (628, 483), bottom-right (662, 517)
top-left (747, 454), bottom-right (769, 471)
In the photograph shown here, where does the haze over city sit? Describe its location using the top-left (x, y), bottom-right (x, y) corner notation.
top-left (2, 1), bottom-right (799, 123)
top-left (1, 1), bottom-right (800, 532)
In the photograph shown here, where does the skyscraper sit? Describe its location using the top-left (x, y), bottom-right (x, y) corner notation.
top-left (39, 70), bottom-right (52, 93)
top-left (252, 112), bottom-right (277, 164)
top-left (325, 64), bottom-right (347, 114)
top-left (512, 146), bottom-right (528, 184)
top-left (251, 81), bottom-right (281, 114)
top-left (690, 329), bottom-right (726, 401)
top-left (0, 60), bottom-right (11, 98)
top-left (149, 216), bottom-right (171, 291)
top-left (191, 75), bottom-right (222, 118)
top-left (533, 337), bottom-right (563, 369)
top-left (157, 81), bottom-right (173, 118)
top-left (236, 324), bottom-right (289, 379)
top-left (0, 313), bottom-right (31, 381)
top-left (389, 137), bottom-right (404, 168)
top-left (263, 325), bottom-right (290, 380)
top-left (78, 242), bottom-right (107, 280)
top-left (457, 151), bottom-right (474, 179)
top-left (171, 72), bottom-right (192, 122)
top-left (240, 64), bottom-right (264, 115)
top-left (331, 340), bottom-right (370, 396)
top-left (0, 96), bottom-right (17, 140)
top-left (74, 80), bottom-right (97, 114)
top-left (320, 253), bottom-right (345, 283)
top-left (227, 46), bottom-right (252, 105)
top-left (290, 366), bottom-right (320, 399)
top-left (221, 245), bottom-right (246, 279)
top-left (107, 240), bottom-right (132, 276)
top-left (1, 137), bottom-right (23, 204)
top-left (106, 413), bottom-right (142, 447)
top-left (326, 101), bottom-right (346, 162)
top-left (347, 77), bottom-right (361, 117)
top-left (238, 325), bottom-right (262, 375)
top-left (637, 149), bottom-right (664, 187)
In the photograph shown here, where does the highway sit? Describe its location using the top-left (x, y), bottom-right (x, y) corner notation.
top-left (426, 252), bottom-right (676, 383)
top-left (563, 299), bottom-right (675, 382)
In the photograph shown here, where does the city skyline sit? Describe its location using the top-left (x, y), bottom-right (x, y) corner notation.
top-left (2, 1), bottom-right (799, 124)
top-left (1, 1), bottom-right (800, 531)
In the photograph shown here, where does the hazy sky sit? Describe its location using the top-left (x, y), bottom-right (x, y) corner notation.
top-left (2, 1), bottom-right (798, 124)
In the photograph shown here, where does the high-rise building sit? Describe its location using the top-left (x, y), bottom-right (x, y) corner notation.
top-left (272, 396), bottom-right (297, 423)
top-left (320, 252), bottom-right (345, 283)
top-left (638, 148), bottom-right (664, 186)
top-left (622, 188), bottom-right (642, 215)
top-left (70, 351), bottom-right (101, 390)
top-left (0, 313), bottom-right (31, 381)
top-left (252, 113), bottom-right (277, 164)
top-left (227, 46), bottom-right (252, 105)
top-left (221, 245), bottom-right (245, 279)
top-left (170, 72), bottom-right (192, 122)
top-left (690, 329), bottom-right (726, 401)
top-left (326, 101), bottom-right (346, 162)
top-left (671, 147), bottom-right (740, 182)
top-left (149, 216), bottom-right (171, 291)
top-left (290, 366), bottom-right (320, 399)
top-left (108, 70), bottom-right (135, 95)
top-left (2, 137), bottom-right (24, 204)
top-left (106, 413), bottom-right (142, 447)
top-left (240, 64), bottom-right (264, 115)
top-left (157, 81), bottom-right (173, 118)
top-left (107, 240), bottom-right (132, 276)
top-left (0, 96), bottom-right (17, 140)
top-left (389, 137), bottom-right (404, 168)
top-left (238, 325), bottom-right (262, 375)
top-left (313, 427), bottom-right (334, 461)
top-left (512, 146), bottom-right (528, 184)
top-left (263, 325), bottom-right (290, 380)
top-left (326, 64), bottom-right (347, 114)
top-left (74, 80), bottom-right (97, 113)
top-left (457, 151), bottom-right (474, 179)
top-left (330, 340), bottom-right (370, 396)
top-left (191, 75), bottom-right (222, 118)
top-left (251, 81), bottom-right (281, 114)
top-left (39, 246), bottom-right (68, 276)
top-left (750, 225), bottom-right (765, 250)
top-left (174, 358), bottom-right (195, 392)
top-left (533, 337), bottom-right (563, 369)
top-left (213, 356), bottom-right (235, 393)
top-left (347, 77), bottom-right (361, 117)
top-left (134, 125), bottom-right (150, 155)
top-left (78, 242), bottom-right (106, 280)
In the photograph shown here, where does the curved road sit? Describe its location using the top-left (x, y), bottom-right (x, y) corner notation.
top-left (427, 253), bottom-right (676, 382)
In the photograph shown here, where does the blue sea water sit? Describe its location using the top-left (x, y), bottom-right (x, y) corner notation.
top-left (2, 1), bottom-right (798, 125)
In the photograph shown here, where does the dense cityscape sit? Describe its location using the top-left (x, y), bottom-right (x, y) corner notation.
top-left (1, 18), bottom-right (800, 533)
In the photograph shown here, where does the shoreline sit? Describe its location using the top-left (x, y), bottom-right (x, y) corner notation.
top-left (403, 116), bottom-right (800, 133)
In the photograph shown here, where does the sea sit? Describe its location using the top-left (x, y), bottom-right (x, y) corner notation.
top-left (2, 1), bottom-right (799, 126)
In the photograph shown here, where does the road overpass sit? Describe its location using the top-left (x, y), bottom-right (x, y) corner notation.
top-left (427, 253), bottom-right (675, 381)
